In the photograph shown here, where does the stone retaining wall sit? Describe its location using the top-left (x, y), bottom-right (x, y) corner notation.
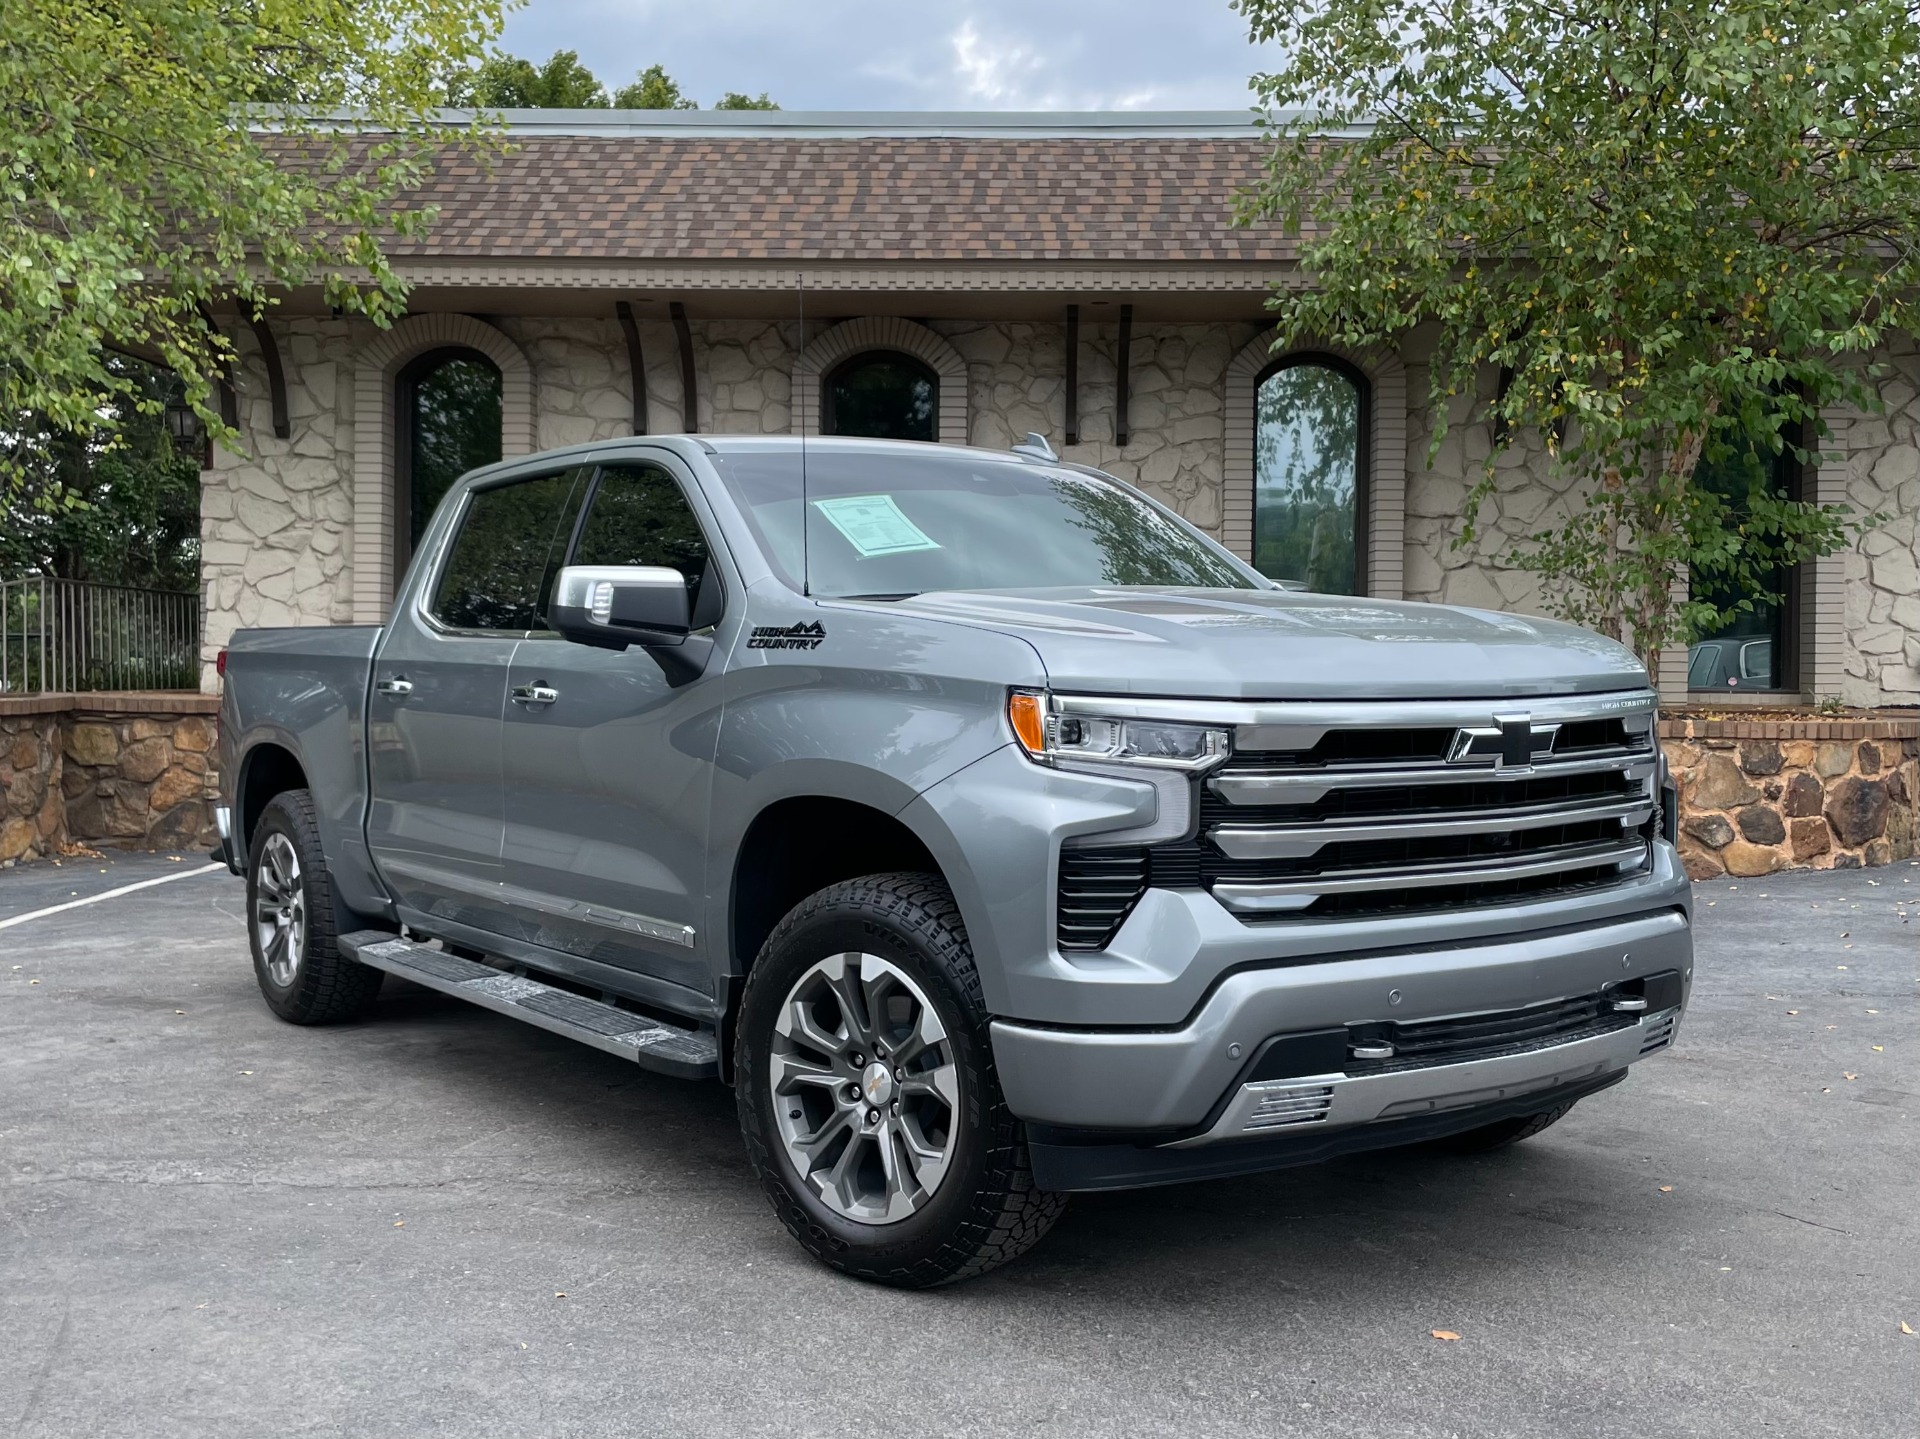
top-left (1663, 714), bottom-right (1919, 879)
top-left (0, 695), bottom-right (220, 866)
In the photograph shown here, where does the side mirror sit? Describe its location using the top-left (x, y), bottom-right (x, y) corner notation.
top-left (548, 565), bottom-right (691, 651)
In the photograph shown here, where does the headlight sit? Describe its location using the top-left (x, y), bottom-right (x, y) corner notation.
top-left (1007, 691), bottom-right (1229, 771)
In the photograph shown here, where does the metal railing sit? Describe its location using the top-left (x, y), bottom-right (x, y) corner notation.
top-left (1, 576), bottom-right (202, 694)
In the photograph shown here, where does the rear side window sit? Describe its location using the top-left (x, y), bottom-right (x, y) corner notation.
top-left (431, 469), bottom-right (587, 631)
top-left (572, 463), bottom-right (713, 605)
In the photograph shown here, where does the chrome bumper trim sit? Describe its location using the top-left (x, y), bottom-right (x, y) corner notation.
top-left (1167, 1007), bottom-right (1679, 1149)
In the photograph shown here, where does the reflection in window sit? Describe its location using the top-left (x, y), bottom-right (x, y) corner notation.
top-left (399, 348), bottom-right (503, 559)
top-left (430, 470), bottom-right (585, 632)
top-left (824, 351), bottom-right (937, 441)
top-left (573, 464), bottom-right (714, 614)
top-left (1254, 359), bottom-right (1366, 594)
top-left (1688, 433), bottom-right (1797, 691)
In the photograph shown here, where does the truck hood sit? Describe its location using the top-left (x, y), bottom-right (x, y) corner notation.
top-left (881, 587), bottom-right (1648, 700)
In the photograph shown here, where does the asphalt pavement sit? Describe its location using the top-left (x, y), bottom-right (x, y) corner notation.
top-left (2, 851), bottom-right (1914, 1438)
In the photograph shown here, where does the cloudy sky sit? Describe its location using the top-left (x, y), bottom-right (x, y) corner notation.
top-left (499, 0), bottom-right (1268, 110)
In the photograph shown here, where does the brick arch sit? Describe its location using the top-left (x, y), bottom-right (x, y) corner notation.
top-left (1224, 330), bottom-right (1407, 600)
top-left (793, 317), bottom-right (968, 445)
top-left (350, 315), bottom-right (536, 621)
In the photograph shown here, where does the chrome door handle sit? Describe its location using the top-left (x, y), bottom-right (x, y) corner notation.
top-left (511, 682), bottom-right (559, 706)
top-left (375, 676), bottom-right (413, 697)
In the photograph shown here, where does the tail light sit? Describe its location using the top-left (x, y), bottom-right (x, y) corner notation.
top-left (215, 648), bottom-right (227, 677)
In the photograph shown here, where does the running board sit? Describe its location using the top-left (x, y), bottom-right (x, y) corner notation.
top-left (339, 930), bottom-right (719, 1080)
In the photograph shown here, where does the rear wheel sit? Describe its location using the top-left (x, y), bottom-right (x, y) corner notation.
top-left (246, 789), bottom-right (382, 1024)
top-left (1425, 1102), bottom-right (1575, 1154)
top-left (735, 873), bottom-right (1066, 1287)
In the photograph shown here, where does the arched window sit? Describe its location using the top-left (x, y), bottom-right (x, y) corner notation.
top-left (1253, 356), bottom-right (1369, 595)
top-left (396, 347), bottom-right (503, 566)
top-left (823, 351), bottom-right (938, 442)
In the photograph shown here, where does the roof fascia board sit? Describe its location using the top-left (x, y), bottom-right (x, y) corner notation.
top-left (274, 107), bottom-right (1374, 141)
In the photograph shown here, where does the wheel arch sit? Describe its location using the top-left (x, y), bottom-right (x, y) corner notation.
top-left (236, 738), bottom-right (310, 858)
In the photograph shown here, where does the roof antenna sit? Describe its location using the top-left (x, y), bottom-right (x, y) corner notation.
top-left (798, 267), bottom-right (811, 598)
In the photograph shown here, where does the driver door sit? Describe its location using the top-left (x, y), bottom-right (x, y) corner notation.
top-left (497, 459), bottom-right (727, 1005)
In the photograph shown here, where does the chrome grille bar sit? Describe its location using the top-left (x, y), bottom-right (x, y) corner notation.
top-left (1212, 839), bottom-right (1652, 915)
top-left (1209, 796), bottom-right (1655, 860)
top-left (1211, 753), bottom-right (1657, 807)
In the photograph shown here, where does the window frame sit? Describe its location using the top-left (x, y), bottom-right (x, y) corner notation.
top-left (1252, 352), bottom-right (1373, 597)
top-left (420, 467), bottom-right (589, 639)
top-left (1686, 413), bottom-right (1805, 698)
top-left (526, 460), bottom-right (728, 637)
top-left (821, 349), bottom-right (941, 442)
top-left (394, 345), bottom-right (505, 581)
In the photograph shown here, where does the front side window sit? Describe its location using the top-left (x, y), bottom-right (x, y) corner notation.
top-left (711, 446), bottom-right (1259, 598)
top-left (399, 348), bottom-right (504, 565)
top-left (824, 351), bottom-right (937, 442)
top-left (1254, 358), bottom-right (1368, 595)
top-left (1687, 430), bottom-right (1798, 692)
top-left (572, 463), bottom-right (715, 615)
top-left (430, 469), bottom-right (587, 632)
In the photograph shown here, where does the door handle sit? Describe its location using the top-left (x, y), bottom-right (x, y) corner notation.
top-left (511, 682), bottom-right (559, 706)
top-left (375, 676), bottom-right (413, 697)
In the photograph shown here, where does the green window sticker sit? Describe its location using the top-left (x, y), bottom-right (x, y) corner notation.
top-left (811, 494), bottom-right (942, 557)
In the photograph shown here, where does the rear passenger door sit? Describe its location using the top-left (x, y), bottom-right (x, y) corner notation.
top-left (497, 459), bottom-right (727, 1007)
top-left (365, 467), bottom-right (589, 934)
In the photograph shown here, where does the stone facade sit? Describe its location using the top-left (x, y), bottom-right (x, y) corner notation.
top-left (202, 309), bottom-right (1920, 706)
top-left (1663, 715), bottom-right (1918, 879)
top-left (0, 712), bottom-right (66, 864)
top-left (1832, 339), bottom-right (1920, 705)
top-left (0, 697), bottom-right (220, 865)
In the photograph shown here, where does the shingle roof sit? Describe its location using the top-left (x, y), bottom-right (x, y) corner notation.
top-left (376, 134), bottom-right (1294, 264)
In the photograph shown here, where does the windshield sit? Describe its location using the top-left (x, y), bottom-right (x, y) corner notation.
top-left (709, 447), bottom-right (1262, 598)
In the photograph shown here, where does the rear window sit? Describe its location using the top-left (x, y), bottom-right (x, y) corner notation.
top-left (430, 469), bottom-right (587, 631)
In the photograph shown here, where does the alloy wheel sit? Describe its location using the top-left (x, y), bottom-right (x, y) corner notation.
top-left (252, 831), bottom-right (307, 987)
top-left (768, 951), bottom-right (960, 1224)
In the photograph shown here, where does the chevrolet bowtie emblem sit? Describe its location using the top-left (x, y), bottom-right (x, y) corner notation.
top-left (1448, 712), bottom-right (1562, 774)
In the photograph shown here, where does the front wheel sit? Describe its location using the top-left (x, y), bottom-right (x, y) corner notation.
top-left (734, 873), bottom-right (1066, 1287)
top-left (245, 789), bottom-right (383, 1024)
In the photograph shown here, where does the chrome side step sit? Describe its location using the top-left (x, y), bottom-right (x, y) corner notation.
top-left (339, 930), bottom-right (720, 1080)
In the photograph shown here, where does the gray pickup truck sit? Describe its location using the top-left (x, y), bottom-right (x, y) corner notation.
top-left (216, 433), bottom-right (1692, 1287)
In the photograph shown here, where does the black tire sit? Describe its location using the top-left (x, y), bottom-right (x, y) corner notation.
top-left (245, 789), bottom-right (383, 1025)
top-left (735, 873), bottom-right (1067, 1288)
top-left (1425, 1102), bottom-right (1575, 1154)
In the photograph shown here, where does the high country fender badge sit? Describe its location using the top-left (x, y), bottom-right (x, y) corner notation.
top-left (748, 621), bottom-right (826, 651)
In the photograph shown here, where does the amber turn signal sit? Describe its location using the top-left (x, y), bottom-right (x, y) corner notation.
top-left (1007, 691), bottom-right (1047, 755)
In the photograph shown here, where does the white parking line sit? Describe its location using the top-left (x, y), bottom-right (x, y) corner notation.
top-left (0, 863), bottom-right (225, 931)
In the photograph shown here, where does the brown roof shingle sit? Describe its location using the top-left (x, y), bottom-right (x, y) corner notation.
top-left (376, 136), bottom-right (1292, 264)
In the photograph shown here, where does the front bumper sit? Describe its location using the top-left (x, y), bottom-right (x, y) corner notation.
top-left (990, 905), bottom-right (1690, 1187)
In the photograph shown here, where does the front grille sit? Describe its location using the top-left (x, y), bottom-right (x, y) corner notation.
top-left (1192, 693), bottom-right (1658, 923)
top-left (1052, 691), bottom-right (1660, 948)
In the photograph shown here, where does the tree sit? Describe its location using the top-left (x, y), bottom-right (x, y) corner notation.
top-left (716, 92), bottom-right (780, 112)
top-left (1236, 0), bottom-right (1915, 670)
top-left (1, 357), bottom-right (200, 590)
top-left (613, 64), bottom-right (699, 111)
top-left (3, 0), bottom-right (504, 488)
top-left (446, 49), bottom-right (610, 108)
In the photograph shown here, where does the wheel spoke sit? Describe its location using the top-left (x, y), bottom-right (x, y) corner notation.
top-left (782, 997), bottom-right (850, 1058)
top-left (890, 1000), bottom-right (949, 1068)
top-left (769, 1048), bottom-right (843, 1095)
top-left (794, 1109), bottom-right (857, 1171)
top-left (825, 955), bottom-right (872, 1045)
top-left (900, 1065), bottom-right (960, 1110)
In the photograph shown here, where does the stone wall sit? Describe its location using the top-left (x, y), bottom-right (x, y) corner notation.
top-left (1830, 340), bottom-right (1920, 706)
top-left (1664, 714), bottom-right (1918, 879)
top-left (1, 712), bottom-right (66, 864)
top-left (0, 696), bottom-right (220, 866)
